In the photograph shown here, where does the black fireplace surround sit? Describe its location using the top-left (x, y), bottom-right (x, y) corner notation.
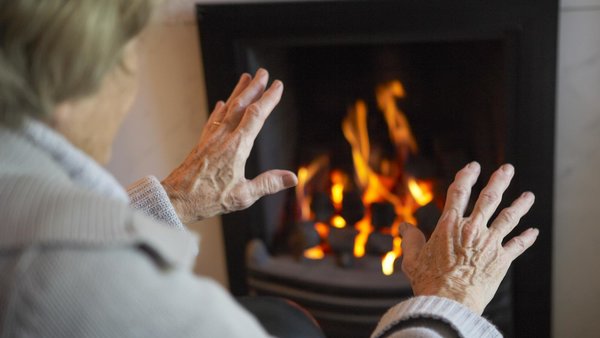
top-left (196, 1), bottom-right (557, 337)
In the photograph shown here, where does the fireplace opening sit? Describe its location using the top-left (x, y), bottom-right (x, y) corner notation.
top-left (242, 39), bottom-right (511, 338)
top-left (197, 1), bottom-right (557, 337)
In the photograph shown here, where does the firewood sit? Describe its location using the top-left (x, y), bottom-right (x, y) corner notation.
top-left (328, 227), bottom-right (358, 253)
top-left (340, 191), bottom-right (365, 225)
top-left (310, 192), bottom-right (335, 222)
top-left (366, 232), bottom-right (394, 254)
top-left (371, 202), bottom-right (396, 229)
top-left (288, 221), bottom-right (321, 257)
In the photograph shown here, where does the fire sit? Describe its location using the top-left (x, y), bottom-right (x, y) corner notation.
top-left (382, 237), bottom-right (402, 276)
top-left (304, 245), bottom-right (325, 260)
top-left (296, 79), bottom-right (435, 276)
top-left (330, 171), bottom-right (345, 210)
top-left (314, 222), bottom-right (330, 239)
top-left (296, 156), bottom-right (329, 220)
top-left (331, 215), bottom-right (347, 229)
top-left (408, 178), bottom-right (434, 206)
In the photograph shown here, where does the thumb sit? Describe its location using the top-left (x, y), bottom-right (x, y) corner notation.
top-left (248, 169), bottom-right (298, 198)
top-left (400, 222), bottom-right (426, 277)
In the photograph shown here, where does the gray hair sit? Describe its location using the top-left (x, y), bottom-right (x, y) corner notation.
top-left (0, 0), bottom-right (157, 127)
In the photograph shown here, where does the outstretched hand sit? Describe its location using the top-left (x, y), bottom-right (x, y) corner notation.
top-left (400, 162), bottom-right (539, 315)
top-left (162, 69), bottom-right (298, 223)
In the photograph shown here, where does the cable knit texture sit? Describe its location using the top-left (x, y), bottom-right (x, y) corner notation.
top-left (372, 296), bottom-right (502, 338)
top-left (127, 176), bottom-right (184, 230)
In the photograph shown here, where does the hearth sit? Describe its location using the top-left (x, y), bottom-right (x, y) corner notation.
top-left (197, 1), bottom-right (557, 337)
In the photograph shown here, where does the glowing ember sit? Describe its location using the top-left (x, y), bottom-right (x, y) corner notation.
top-left (314, 222), bottom-right (330, 239)
top-left (304, 245), bottom-right (325, 260)
top-left (331, 215), bottom-right (347, 229)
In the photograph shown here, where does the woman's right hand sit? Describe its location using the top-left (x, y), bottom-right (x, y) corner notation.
top-left (161, 69), bottom-right (297, 223)
top-left (399, 162), bottom-right (539, 315)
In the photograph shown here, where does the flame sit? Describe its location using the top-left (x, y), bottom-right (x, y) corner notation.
top-left (331, 215), bottom-right (347, 229)
top-left (408, 178), bottom-right (434, 206)
top-left (382, 236), bottom-right (402, 276)
top-left (314, 222), bottom-right (330, 238)
top-left (353, 218), bottom-right (372, 257)
top-left (330, 171), bottom-right (345, 210)
top-left (376, 80), bottom-right (418, 158)
top-left (304, 245), bottom-right (325, 260)
top-left (296, 156), bottom-right (329, 220)
top-left (342, 80), bottom-right (421, 259)
top-left (295, 79), bottom-right (436, 275)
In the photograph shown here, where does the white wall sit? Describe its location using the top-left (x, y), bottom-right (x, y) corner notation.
top-left (106, 0), bottom-right (600, 336)
top-left (106, 0), bottom-right (229, 287)
top-left (554, 0), bottom-right (600, 337)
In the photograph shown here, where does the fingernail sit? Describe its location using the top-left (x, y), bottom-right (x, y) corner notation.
top-left (521, 191), bottom-right (534, 200)
top-left (273, 80), bottom-right (283, 89)
top-left (282, 173), bottom-right (298, 187)
top-left (256, 68), bottom-right (267, 77)
top-left (529, 227), bottom-right (540, 236)
top-left (502, 164), bottom-right (514, 175)
top-left (466, 161), bottom-right (480, 172)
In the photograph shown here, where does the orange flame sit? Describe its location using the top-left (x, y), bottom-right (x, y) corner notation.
top-left (331, 215), bottom-right (347, 229)
top-left (296, 79), bottom-right (436, 276)
top-left (304, 245), bottom-right (325, 260)
top-left (314, 222), bottom-right (330, 239)
top-left (408, 178), bottom-right (434, 206)
top-left (382, 236), bottom-right (402, 275)
top-left (330, 170), bottom-right (345, 210)
top-left (296, 156), bottom-right (329, 220)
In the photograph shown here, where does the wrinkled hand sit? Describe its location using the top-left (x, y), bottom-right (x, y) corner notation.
top-left (162, 69), bottom-right (298, 223)
top-left (400, 162), bottom-right (539, 315)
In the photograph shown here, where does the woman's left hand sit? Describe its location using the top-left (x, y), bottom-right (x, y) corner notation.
top-left (161, 69), bottom-right (297, 223)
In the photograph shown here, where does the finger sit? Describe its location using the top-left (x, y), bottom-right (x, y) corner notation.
top-left (223, 68), bottom-right (269, 128)
top-left (489, 191), bottom-right (535, 240)
top-left (206, 101), bottom-right (226, 126)
top-left (470, 164), bottom-right (515, 224)
top-left (443, 162), bottom-right (481, 216)
top-left (210, 74), bottom-right (251, 125)
top-left (503, 227), bottom-right (539, 261)
top-left (235, 80), bottom-right (284, 157)
top-left (228, 170), bottom-right (297, 210)
top-left (225, 73), bottom-right (252, 106)
top-left (399, 222), bottom-right (426, 277)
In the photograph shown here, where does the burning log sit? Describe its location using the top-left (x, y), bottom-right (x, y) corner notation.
top-left (414, 201), bottom-right (442, 240)
top-left (288, 221), bottom-right (321, 257)
top-left (366, 232), bottom-right (394, 255)
top-left (340, 191), bottom-right (365, 226)
top-left (371, 202), bottom-right (396, 230)
top-left (310, 192), bottom-right (335, 222)
top-left (328, 227), bottom-right (359, 253)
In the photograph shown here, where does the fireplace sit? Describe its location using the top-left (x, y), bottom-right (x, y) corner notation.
top-left (197, 1), bottom-right (557, 337)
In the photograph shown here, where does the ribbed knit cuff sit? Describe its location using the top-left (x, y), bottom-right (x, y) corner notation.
top-left (127, 176), bottom-right (185, 231)
top-left (371, 296), bottom-right (502, 338)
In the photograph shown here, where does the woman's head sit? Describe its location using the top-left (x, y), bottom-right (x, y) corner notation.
top-left (0, 0), bottom-right (156, 162)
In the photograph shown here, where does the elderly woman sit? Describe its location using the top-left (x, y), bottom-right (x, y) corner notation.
top-left (0, 1), bottom-right (539, 337)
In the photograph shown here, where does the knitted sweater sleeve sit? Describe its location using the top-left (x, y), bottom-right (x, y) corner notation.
top-left (127, 176), bottom-right (185, 231)
top-left (371, 296), bottom-right (502, 338)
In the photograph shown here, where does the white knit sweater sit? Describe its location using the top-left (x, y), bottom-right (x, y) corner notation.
top-left (0, 119), bottom-right (502, 338)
